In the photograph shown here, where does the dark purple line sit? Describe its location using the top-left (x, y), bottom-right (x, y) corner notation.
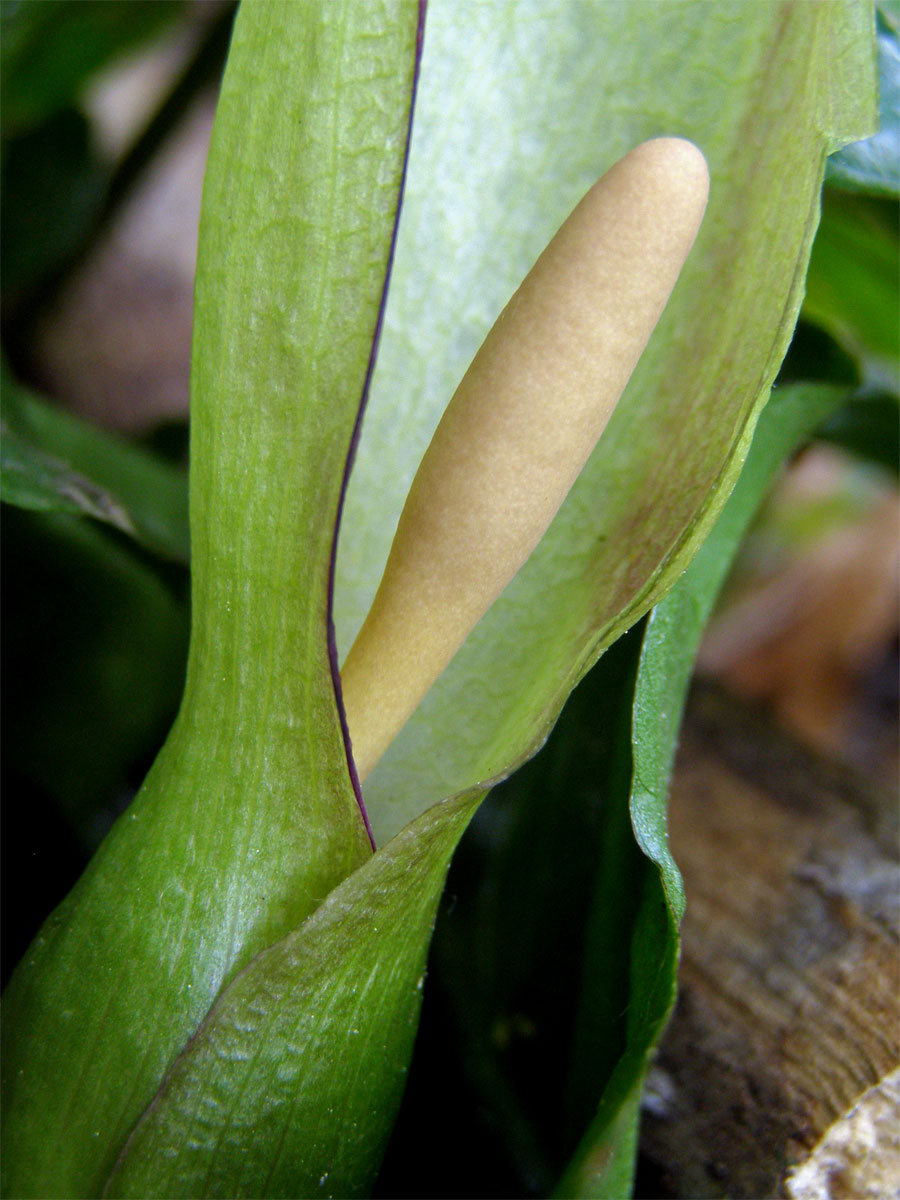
top-left (327, 0), bottom-right (428, 852)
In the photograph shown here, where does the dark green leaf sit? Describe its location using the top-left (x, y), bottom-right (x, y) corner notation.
top-left (558, 382), bottom-right (850, 1197)
top-left (1, 0), bottom-right (182, 136)
top-left (0, 107), bottom-right (107, 297)
top-left (373, 628), bottom-right (647, 1198)
top-left (776, 319), bottom-right (862, 388)
top-left (1, 421), bottom-right (134, 529)
top-left (1, 507), bottom-right (189, 841)
top-left (1, 372), bottom-right (189, 560)
top-left (825, 8), bottom-right (900, 196)
top-left (804, 191), bottom-right (900, 381)
top-left (815, 391), bottom-right (900, 474)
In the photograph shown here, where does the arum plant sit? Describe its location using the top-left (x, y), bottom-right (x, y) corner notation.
top-left (0, 1), bottom-right (879, 1198)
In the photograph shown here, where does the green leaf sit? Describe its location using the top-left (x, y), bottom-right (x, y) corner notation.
top-left (2, 420), bottom-right (135, 529)
top-left (104, 791), bottom-right (481, 1199)
top-left (0, 106), bottom-right (107, 296)
top-left (0, 3), bottom-right (420, 1196)
top-left (557, 381), bottom-right (850, 1198)
top-left (373, 626), bottom-right (648, 1197)
top-left (1, 4), bottom-right (235, 303)
top-left (2, 372), bottom-right (190, 560)
top-left (803, 190), bottom-right (900, 382)
top-left (1, 508), bottom-right (189, 841)
top-left (825, 7), bottom-right (900, 196)
top-left (0, 0), bottom-right (182, 136)
top-left (776, 319), bottom-right (862, 389)
top-left (335, 0), bottom-right (877, 845)
top-left (816, 391), bottom-right (900, 474)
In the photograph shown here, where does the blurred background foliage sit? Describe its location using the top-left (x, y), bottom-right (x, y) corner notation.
top-left (1, 0), bottom-right (234, 980)
top-left (1, 1), bottom-right (897, 1195)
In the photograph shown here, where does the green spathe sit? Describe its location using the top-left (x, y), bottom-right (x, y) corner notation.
top-left (105, 792), bottom-right (481, 1198)
top-left (0, 3), bottom-right (419, 1195)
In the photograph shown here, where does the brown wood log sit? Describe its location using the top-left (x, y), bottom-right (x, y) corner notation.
top-left (637, 681), bottom-right (899, 1199)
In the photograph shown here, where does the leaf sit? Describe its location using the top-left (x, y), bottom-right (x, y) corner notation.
top-left (104, 791), bottom-right (481, 1199)
top-left (1, 371), bottom-right (190, 560)
top-left (776, 319), bottom-right (862, 389)
top-left (1, 4), bottom-right (234, 302)
top-left (816, 391), bottom-right (900, 474)
top-left (0, 106), bottom-right (107, 296)
top-left (557, 381), bottom-right (851, 1198)
top-left (2, 421), bottom-right (136, 530)
top-left (0, 0), bottom-right (182, 136)
top-left (803, 190), bottom-right (900, 381)
top-left (825, 5), bottom-right (900, 196)
top-left (371, 625), bottom-right (649, 1199)
top-left (334, 0), bottom-right (878, 845)
top-left (1, 508), bottom-right (189, 841)
top-left (0, 3), bottom-right (420, 1196)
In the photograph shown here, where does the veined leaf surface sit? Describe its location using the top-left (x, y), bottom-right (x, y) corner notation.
top-left (105, 792), bottom-right (481, 1199)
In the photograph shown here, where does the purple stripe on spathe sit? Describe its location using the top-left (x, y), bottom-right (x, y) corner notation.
top-left (326, 0), bottom-right (428, 852)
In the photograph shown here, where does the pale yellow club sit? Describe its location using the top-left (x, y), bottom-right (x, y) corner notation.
top-left (341, 136), bottom-right (710, 784)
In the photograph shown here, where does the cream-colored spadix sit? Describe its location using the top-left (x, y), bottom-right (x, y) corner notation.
top-left (341, 136), bottom-right (710, 783)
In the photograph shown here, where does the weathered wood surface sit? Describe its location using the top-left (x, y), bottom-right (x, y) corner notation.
top-left (638, 681), bottom-right (899, 1199)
